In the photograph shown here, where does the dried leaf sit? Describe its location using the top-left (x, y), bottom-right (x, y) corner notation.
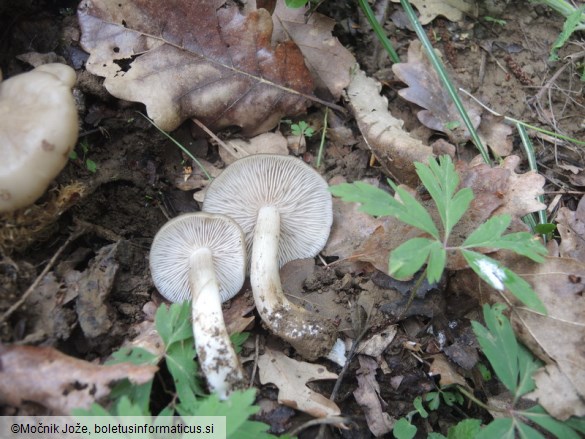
top-left (78, 0), bottom-right (314, 136)
top-left (219, 132), bottom-right (288, 165)
top-left (428, 354), bottom-right (467, 387)
top-left (272, 2), bottom-right (356, 98)
top-left (393, 41), bottom-right (512, 156)
top-left (346, 69), bottom-right (433, 186)
top-left (353, 355), bottom-right (395, 437)
top-left (390, 0), bottom-right (474, 24)
top-left (356, 325), bottom-right (398, 357)
top-left (0, 345), bottom-right (157, 414)
top-left (556, 195), bottom-right (585, 260)
top-left (257, 347), bottom-right (340, 418)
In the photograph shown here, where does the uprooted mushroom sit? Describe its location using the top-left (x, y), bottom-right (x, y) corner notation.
top-left (0, 63), bottom-right (79, 213)
top-left (149, 212), bottom-right (247, 399)
top-left (203, 154), bottom-right (337, 360)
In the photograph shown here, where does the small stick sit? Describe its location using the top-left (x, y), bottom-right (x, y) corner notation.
top-left (192, 119), bottom-right (239, 159)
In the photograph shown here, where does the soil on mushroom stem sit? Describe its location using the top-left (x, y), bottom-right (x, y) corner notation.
top-left (0, 0), bottom-right (582, 435)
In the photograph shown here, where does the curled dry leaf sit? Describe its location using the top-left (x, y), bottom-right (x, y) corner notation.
top-left (0, 345), bottom-right (157, 414)
top-left (272, 1), bottom-right (356, 99)
top-left (257, 347), bottom-right (340, 418)
top-left (78, 0), bottom-right (314, 136)
top-left (346, 69), bottom-right (433, 187)
top-left (393, 41), bottom-right (512, 156)
top-left (353, 355), bottom-right (395, 437)
top-left (556, 195), bottom-right (585, 261)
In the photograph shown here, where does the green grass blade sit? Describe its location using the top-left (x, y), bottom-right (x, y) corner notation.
top-left (399, 0), bottom-right (490, 163)
top-left (357, 0), bottom-right (400, 63)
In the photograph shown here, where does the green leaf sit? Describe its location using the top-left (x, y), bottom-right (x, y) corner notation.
top-left (393, 418), bottom-right (417, 439)
top-left (285, 0), bottom-right (309, 8)
top-left (389, 237), bottom-right (434, 280)
top-left (230, 332), bottom-right (250, 354)
top-left (462, 215), bottom-right (547, 262)
top-left (516, 420), bottom-right (546, 439)
top-left (413, 395), bottom-right (428, 418)
top-left (471, 304), bottom-right (519, 394)
top-left (549, 6), bottom-right (585, 61)
top-left (108, 380), bottom-right (152, 414)
top-left (69, 150), bottom-right (78, 160)
top-left (107, 346), bottom-right (159, 366)
top-left (193, 389), bottom-right (274, 439)
top-left (523, 405), bottom-right (581, 439)
top-left (565, 416), bottom-right (585, 434)
top-left (427, 241), bottom-right (447, 284)
top-left (330, 181), bottom-right (440, 238)
top-left (534, 223), bottom-right (556, 235)
top-left (462, 214), bottom-right (511, 246)
top-left (86, 158), bottom-right (97, 173)
top-left (462, 250), bottom-right (546, 313)
top-left (515, 344), bottom-right (541, 400)
top-left (476, 362), bottom-right (492, 381)
top-left (156, 302), bottom-right (193, 347)
top-left (415, 156), bottom-right (473, 238)
top-left (441, 390), bottom-right (462, 407)
top-left (425, 392), bottom-right (441, 411)
top-left (447, 419), bottom-right (482, 439)
top-left (166, 340), bottom-right (203, 406)
top-left (476, 418), bottom-right (515, 439)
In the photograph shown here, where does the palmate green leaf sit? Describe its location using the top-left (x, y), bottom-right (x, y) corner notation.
top-left (156, 301), bottom-right (193, 347)
top-left (471, 304), bottom-right (519, 394)
top-left (166, 340), bottom-right (202, 408)
top-left (462, 214), bottom-right (547, 263)
top-left (462, 250), bottom-right (546, 313)
top-left (415, 156), bottom-right (473, 238)
top-left (193, 389), bottom-right (275, 439)
top-left (389, 237), bottom-right (436, 280)
top-left (330, 181), bottom-right (439, 238)
top-left (523, 405), bottom-right (582, 439)
top-left (476, 418), bottom-right (515, 439)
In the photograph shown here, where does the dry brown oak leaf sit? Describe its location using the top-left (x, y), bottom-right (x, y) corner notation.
top-left (78, 0), bottom-right (315, 136)
top-left (393, 40), bottom-right (512, 156)
top-left (0, 345), bottom-right (157, 414)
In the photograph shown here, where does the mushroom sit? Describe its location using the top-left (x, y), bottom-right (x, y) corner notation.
top-left (0, 63), bottom-right (79, 213)
top-left (203, 154), bottom-right (337, 360)
top-left (149, 212), bottom-right (247, 399)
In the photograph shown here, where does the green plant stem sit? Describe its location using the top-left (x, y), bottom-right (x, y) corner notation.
top-left (316, 107), bottom-right (329, 168)
top-left (456, 386), bottom-right (503, 414)
top-left (399, 0), bottom-right (490, 164)
top-left (356, 0), bottom-right (400, 63)
top-left (137, 112), bottom-right (212, 180)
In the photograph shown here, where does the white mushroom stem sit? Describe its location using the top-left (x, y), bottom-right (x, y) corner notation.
top-left (251, 206), bottom-right (337, 360)
top-left (189, 248), bottom-right (245, 399)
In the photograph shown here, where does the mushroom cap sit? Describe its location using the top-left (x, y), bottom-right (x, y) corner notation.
top-left (0, 63), bottom-right (79, 213)
top-left (149, 212), bottom-right (246, 303)
top-left (203, 154), bottom-right (333, 268)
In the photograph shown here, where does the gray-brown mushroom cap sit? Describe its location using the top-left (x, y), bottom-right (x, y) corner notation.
top-left (202, 154), bottom-right (333, 268)
top-left (149, 212), bottom-right (246, 303)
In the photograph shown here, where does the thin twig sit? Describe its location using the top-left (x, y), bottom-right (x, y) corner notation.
top-left (192, 118), bottom-right (239, 159)
top-left (0, 225), bottom-right (86, 325)
top-left (287, 416), bottom-right (353, 437)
